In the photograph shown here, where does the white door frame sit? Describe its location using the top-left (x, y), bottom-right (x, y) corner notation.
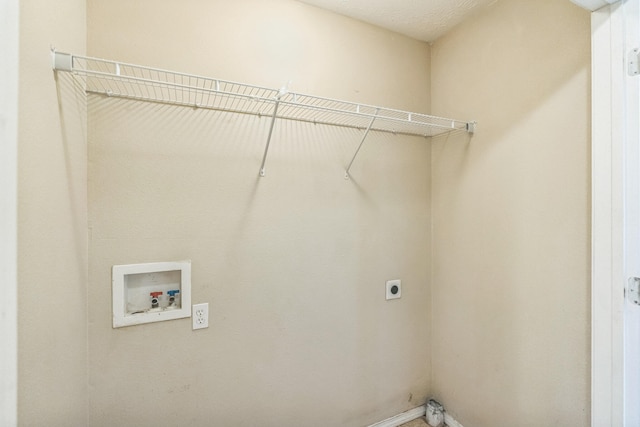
top-left (590, 1), bottom-right (631, 426)
top-left (0, 0), bottom-right (19, 425)
top-left (620, 1), bottom-right (640, 424)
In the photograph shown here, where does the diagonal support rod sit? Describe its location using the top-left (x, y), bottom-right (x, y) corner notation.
top-left (259, 85), bottom-right (289, 177)
top-left (345, 108), bottom-right (379, 179)
top-left (259, 99), bottom-right (281, 177)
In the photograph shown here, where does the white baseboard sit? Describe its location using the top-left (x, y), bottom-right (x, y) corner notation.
top-left (444, 412), bottom-right (464, 427)
top-left (368, 405), bottom-right (426, 427)
top-left (366, 404), bottom-right (464, 427)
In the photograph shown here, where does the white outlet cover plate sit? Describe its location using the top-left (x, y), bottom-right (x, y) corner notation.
top-left (192, 303), bottom-right (209, 330)
top-left (386, 279), bottom-right (402, 300)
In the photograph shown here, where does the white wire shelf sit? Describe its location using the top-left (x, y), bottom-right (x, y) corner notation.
top-left (52, 50), bottom-right (475, 177)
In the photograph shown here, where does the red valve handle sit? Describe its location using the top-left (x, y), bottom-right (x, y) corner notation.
top-left (150, 292), bottom-right (163, 297)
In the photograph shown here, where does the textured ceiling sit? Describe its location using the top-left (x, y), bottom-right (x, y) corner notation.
top-left (297, 0), bottom-right (498, 42)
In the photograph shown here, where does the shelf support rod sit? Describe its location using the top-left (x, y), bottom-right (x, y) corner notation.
top-left (259, 86), bottom-right (289, 177)
top-left (259, 100), bottom-right (280, 177)
top-left (345, 108), bottom-right (379, 179)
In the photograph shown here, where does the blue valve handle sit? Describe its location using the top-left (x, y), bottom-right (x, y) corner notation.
top-left (167, 290), bottom-right (180, 297)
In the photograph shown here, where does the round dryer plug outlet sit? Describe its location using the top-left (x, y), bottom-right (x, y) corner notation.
top-left (385, 279), bottom-right (401, 300)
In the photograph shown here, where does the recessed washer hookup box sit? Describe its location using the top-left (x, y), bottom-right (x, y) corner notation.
top-left (112, 260), bottom-right (191, 328)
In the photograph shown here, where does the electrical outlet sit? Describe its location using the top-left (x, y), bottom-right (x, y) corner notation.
top-left (386, 279), bottom-right (402, 300)
top-left (192, 303), bottom-right (209, 330)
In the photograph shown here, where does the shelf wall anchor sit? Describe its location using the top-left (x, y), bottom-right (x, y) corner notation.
top-left (345, 108), bottom-right (379, 179)
top-left (52, 50), bottom-right (73, 72)
top-left (466, 121), bottom-right (477, 133)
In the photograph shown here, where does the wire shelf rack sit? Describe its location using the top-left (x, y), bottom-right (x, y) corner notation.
top-left (52, 50), bottom-right (475, 177)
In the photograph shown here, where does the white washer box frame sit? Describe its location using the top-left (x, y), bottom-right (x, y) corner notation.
top-left (112, 260), bottom-right (192, 328)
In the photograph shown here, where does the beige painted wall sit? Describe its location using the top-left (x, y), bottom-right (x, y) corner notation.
top-left (18, 0), bottom-right (87, 425)
top-left (16, 1), bottom-right (592, 425)
top-left (430, 1), bottom-right (591, 426)
top-left (87, 1), bottom-right (431, 426)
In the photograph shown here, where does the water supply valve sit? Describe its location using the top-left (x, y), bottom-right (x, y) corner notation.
top-left (167, 290), bottom-right (180, 308)
top-left (150, 291), bottom-right (163, 309)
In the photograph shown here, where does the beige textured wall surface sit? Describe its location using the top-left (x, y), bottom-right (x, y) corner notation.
top-left (18, 0), bottom-right (87, 425)
top-left (87, 1), bottom-right (431, 426)
top-left (430, 1), bottom-right (591, 426)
